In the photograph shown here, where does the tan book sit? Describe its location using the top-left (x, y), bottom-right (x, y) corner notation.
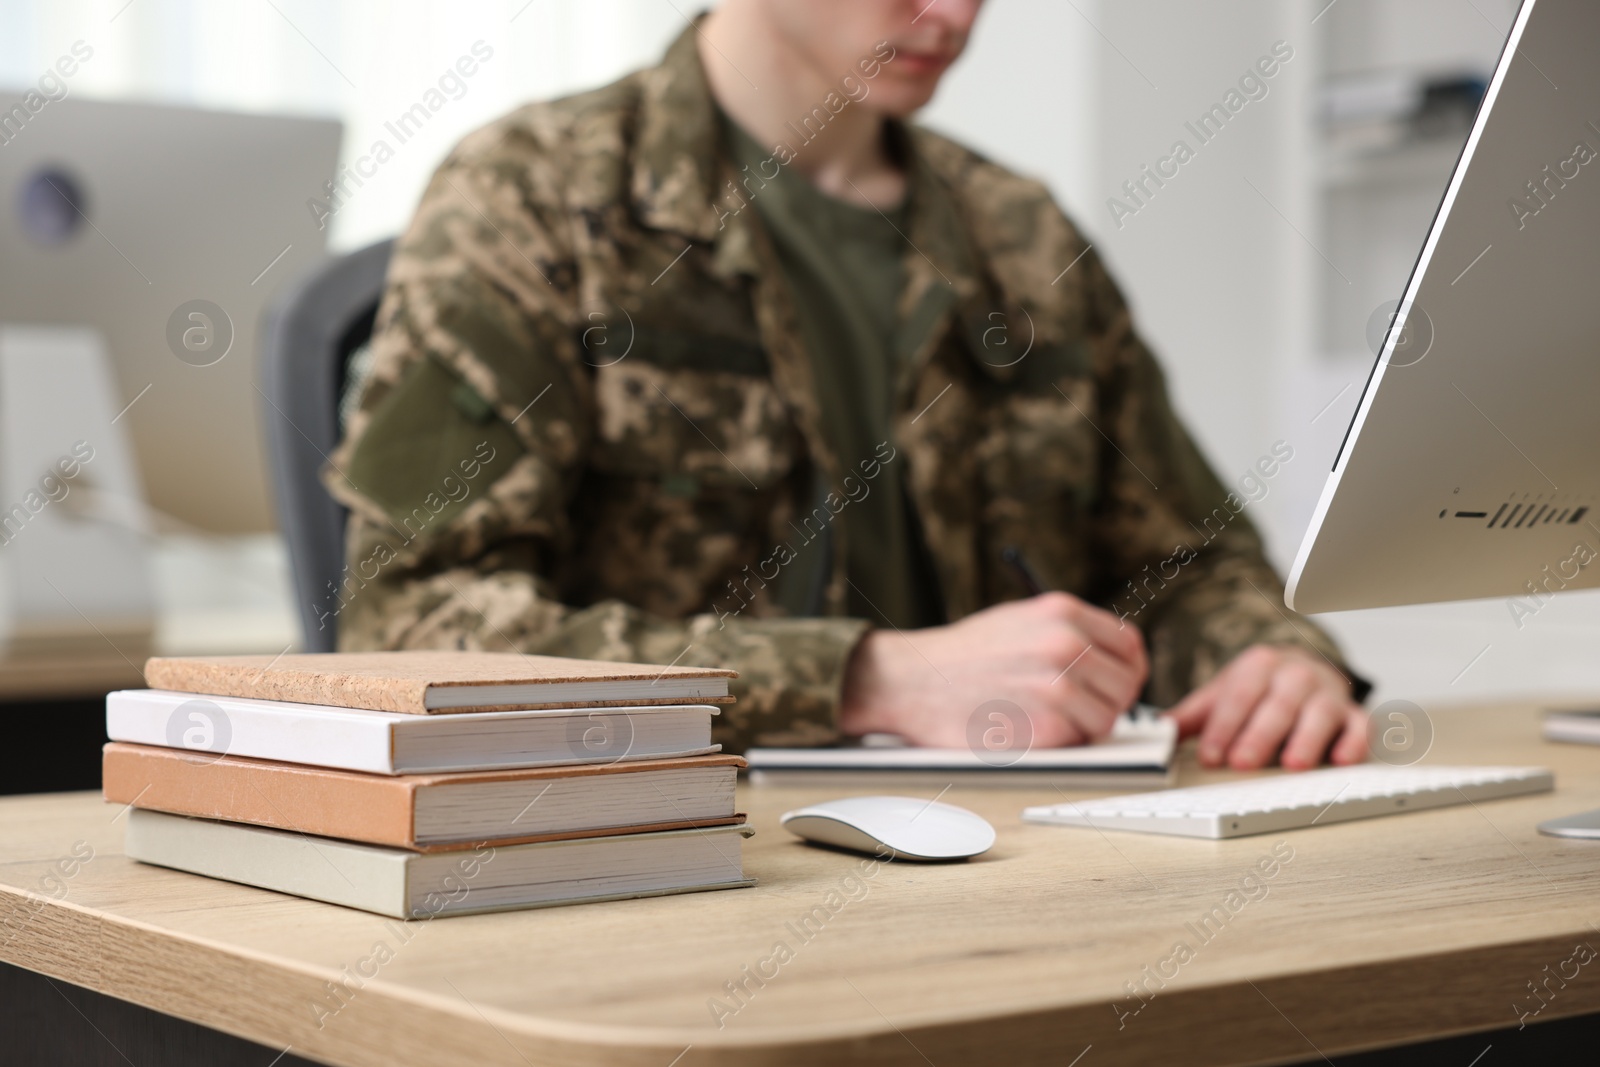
top-left (104, 743), bottom-right (745, 851)
top-left (143, 650), bottom-right (737, 714)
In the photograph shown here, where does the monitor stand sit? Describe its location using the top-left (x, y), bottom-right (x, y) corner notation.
top-left (0, 325), bottom-right (154, 658)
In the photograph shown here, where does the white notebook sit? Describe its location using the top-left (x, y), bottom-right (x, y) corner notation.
top-left (106, 689), bottom-right (720, 775)
top-left (747, 714), bottom-right (1178, 788)
top-left (125, 809), bottom-right (755, 919)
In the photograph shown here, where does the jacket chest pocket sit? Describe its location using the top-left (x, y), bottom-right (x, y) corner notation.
top-left (976, 380), bottom-right (1101, 512)
top-left (588, 345), bottom-right (799, 493)
top-left (574, 336), bottom-right (801, 616)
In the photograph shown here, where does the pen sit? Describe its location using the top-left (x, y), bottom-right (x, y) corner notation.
top-left (1001, 545), bottom-right (1150, 722)
top-left (1000, 545), bottom-right (1046, 596)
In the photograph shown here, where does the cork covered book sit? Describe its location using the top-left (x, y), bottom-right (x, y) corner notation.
top-left (143, 650), bottom-right (737, 714)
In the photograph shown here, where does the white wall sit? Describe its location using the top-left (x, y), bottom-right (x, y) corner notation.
top-left (1090, 0), bottom-right (1313, 561)
top-left (1, 0), bottom-right (687, 252)
top-left (920, 0), bottom-right (1099, 225)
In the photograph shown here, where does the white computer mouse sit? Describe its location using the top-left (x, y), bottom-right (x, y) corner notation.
top-left (780, 795), bottom-right (996, 861)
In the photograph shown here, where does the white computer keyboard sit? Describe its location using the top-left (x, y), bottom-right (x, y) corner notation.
top-left (1022, 765), bottom-right (1554, 839)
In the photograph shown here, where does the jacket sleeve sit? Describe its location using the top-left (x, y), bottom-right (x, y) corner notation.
top-left (323, 148), bottom-right (867, 752)
top-left (1079, 250), bottom-right (1367, 707)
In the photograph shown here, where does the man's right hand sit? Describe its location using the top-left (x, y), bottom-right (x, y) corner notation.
top-left (837, 592), bottom-right (1149, 749)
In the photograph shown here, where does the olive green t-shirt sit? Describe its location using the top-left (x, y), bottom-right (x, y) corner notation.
top-left (723, 117), bottom-right (943, 630)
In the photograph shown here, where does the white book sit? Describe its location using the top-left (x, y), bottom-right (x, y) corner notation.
top-left (106, 689), bottom-right (719, 775)
top-left (125, 809), bottom-right (755, 919)
top-left (747, 715), bottom-right (1178, 788)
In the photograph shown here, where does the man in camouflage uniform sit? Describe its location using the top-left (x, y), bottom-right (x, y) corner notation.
top-left (327, 0), bottom-right (1370, 768)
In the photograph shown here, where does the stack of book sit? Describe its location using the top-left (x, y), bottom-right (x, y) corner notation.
top-left (103, 651), bottom-right (753, 919)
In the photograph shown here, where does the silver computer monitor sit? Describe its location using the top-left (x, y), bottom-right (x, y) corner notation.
top-left (0, 95), bottom-right (340, 534)
top-left (1287, 0), bottom-right (1600, 614)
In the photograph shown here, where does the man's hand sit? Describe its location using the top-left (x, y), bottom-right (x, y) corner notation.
top-left (1166, 645), bottom-right (1367, 770)
top-left (838, 592), bottom-right (1148, 748)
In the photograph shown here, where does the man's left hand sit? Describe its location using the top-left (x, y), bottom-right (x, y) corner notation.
top-left (1166, 645), bottom-right (1367, 770)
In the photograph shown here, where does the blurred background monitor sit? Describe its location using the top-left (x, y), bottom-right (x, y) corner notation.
top-left (0, 96), bottom-right (340, 533)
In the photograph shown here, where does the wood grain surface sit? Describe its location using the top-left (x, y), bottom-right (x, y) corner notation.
top-left (0, 649), bottom-right (144, 701)
top-left (4, 704), bottom-right (1600, 1066)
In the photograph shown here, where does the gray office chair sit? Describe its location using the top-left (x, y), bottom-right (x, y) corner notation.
top-left (260, 238), bottom-right (393, 653)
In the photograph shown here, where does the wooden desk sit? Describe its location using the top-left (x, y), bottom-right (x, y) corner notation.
top-left (3, 704), bottom-right (1600, 1066)
top-left (0, 648), bottom-right (145, 701)
top-left (0, 606), bottom-right (294, 702)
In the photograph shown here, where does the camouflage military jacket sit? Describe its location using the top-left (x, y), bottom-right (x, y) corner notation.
top-left (326, 25), bottom-right (1355, 750)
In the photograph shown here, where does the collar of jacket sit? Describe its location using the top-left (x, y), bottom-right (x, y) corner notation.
top-left (628, 23), bottom-right (1024, 388)
top-left (629, 22), bottom-right (732, 245)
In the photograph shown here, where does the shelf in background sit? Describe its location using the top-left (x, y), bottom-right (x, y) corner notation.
top-left (1317, 135), bottom-right (1467, 190)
